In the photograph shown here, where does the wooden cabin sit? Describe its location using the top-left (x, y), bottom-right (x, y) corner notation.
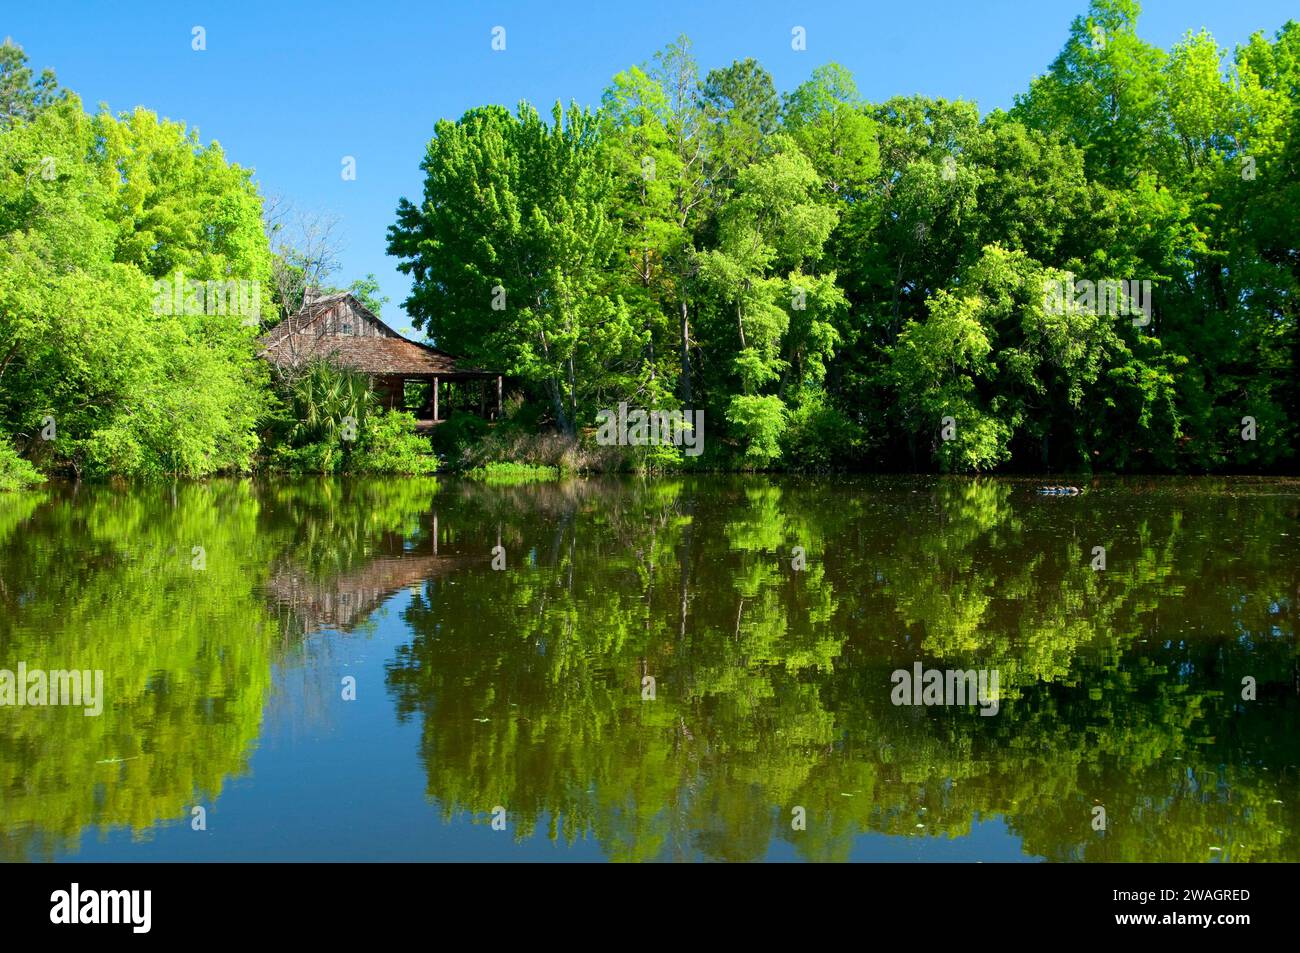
top-left (257, 290), bottom-right (502, 427)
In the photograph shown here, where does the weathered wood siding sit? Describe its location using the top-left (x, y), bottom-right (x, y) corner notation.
top-left (318, 299), bottom-right (397, 338)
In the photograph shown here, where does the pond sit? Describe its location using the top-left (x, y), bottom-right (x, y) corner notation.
top-left (1, 475), bottom-right (1298, 862)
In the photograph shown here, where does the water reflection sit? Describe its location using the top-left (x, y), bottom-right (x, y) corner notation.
top-left (1, 476), bottom-right (1297, 861)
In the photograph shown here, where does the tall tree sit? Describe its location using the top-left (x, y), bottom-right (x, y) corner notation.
top-left (0, 96), bottom-right (272, 477)
top-left (601, 64), bottom-right (678, 406)
top-left (782, 62), bottom-right (879, 199)
top-left (651, 36), bottom-right (710, 404)
top-left (0, 39), bottom-right (59, 131)
top-left (698, 136), bottom-right (842, 465)
top-left (701, 58), bottom-right (780, 195)
top-left (389, 102), bottom-right (637, 435)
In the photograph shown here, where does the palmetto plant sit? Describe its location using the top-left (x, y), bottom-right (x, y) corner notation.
top-left (285, 359), bottom-right (378, 448)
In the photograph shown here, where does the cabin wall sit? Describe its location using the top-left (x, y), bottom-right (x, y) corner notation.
top-left (372, 375), bottom-right (405, 410)
top-left (319, 300), bottom-right (392, 337)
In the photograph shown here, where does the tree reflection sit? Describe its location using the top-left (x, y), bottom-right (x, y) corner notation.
top-left (386, 476), bottom-right (1300, 861)
top-left (2, 475), bottom-right (1296, 861)
top-left (0, 477), bottom-right (440, 859)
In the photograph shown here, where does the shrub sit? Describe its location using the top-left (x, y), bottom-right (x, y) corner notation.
top-left (279, 359), bottom-right (378, 448)
top-left (0, 439), bottom-right (43, 491)
top-left (268, 438), bottom-right (344, 474)
top-left (781, 392), bottom-right (859, 470)
top-left (265, 360), bottom-right (380, 473)
top-left (354, 410), bottom-right (440, 474)
top-left (428, 410), bottom-right (490, 460)
top-left (459, 428), bottom-right (607, 473)
top-left (725, 394), bottom-right (788, 468)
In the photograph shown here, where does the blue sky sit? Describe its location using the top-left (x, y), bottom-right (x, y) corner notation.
top-left (6, 1), bottom-right (1296, 326)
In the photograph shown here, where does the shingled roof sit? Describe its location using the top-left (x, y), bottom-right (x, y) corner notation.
top-left (266, 552), bottom-right (481, 637)
top-left (258, 291), bottom-right (495, 378)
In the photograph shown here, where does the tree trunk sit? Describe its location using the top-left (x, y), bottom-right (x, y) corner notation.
top-left (679, 299), bottom-right (692, 404)
top-left (548, 378), bottom-right (570, 435)
top-left (566, 356), bottom-right (578, 436)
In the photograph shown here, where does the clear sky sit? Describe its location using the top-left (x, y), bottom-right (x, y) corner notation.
top-left (6, 1), bottom-right (1296, 326)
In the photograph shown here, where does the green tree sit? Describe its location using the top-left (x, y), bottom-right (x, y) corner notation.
top-left (782, 63), bottom-right (879, 199)
top-left (0, 95), bottom-right (271, 478)
top-left (698, 137), bottom-right (842, 465)
top-left (389, 102), bottom-right (638, 435)
top-left (651, 37), bottom-right (711, 405)
top-left (0, 39), bottom-right (59, 131)
top-left (346, 273), bottom-right (389, 317)
top-left (701, 58), bottom-right (780, 195)
top-left (601, 64), bottom-right (680, 409)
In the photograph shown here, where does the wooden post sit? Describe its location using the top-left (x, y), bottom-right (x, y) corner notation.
top-left (433, 376), bottom-right (439, 421)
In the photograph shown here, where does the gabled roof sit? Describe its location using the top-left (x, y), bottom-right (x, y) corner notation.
top-left (266, 552), bottom-right (480, 636)
top-left (258, 292), bottom-right (496, 378)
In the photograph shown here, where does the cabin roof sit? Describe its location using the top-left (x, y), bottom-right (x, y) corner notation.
top-left (265, 553), bottom-right (479, 636)
top-left (258, 292), bottom-right (496, 378)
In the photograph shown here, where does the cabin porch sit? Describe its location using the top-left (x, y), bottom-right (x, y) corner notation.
top-left (371, 372), bottom-right (503, 427)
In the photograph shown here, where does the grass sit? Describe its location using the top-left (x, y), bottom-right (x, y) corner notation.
top-left (464, 461), bottom-right (562, 484)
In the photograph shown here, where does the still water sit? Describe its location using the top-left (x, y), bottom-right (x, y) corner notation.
top-left (1, 475), bottom-right (1297, 862)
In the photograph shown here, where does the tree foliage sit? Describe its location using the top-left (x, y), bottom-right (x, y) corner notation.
top-left (0, 48), bottom-right (273, 477)
top-left (389, 3), bottom-right (1299, 473)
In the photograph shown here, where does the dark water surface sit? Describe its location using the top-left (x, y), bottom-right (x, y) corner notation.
top-left (2, 475), bottom-right (1298, 862)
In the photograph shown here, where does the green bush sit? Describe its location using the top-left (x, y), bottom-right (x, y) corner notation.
top-left (0, 438), bottom-right (44, 491)
top-left (429, 410), bottom-right (490, 460)
top-left (265, 360), bottom-right (379, 474)
top-left (267, 409), bottom-right (440, 475)
top-left (279, 360), bottom-right (377, 448)
top-left (781, 393), bottom-right (859, 470)
top-left (268, 439), bottom-right (344, 474)
top-left (726, 394), bottom-right (788, 468)
top-left (354, 410), bottom-right (440, 474)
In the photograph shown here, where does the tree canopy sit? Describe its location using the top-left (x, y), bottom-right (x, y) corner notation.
top-left (390, 4), bottom-right (1300, 473)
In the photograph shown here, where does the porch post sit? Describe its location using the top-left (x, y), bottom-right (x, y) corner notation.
top-left (433, 376), bottom-right (439, 421)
